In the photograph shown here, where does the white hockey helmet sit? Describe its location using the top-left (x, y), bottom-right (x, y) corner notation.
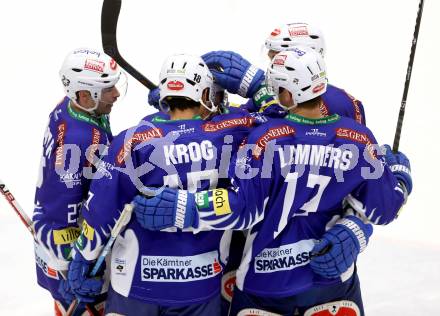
top-left (265, 23), bottom-right (326, 58)
top-left (266, 46), bottom-right (327, 109)
top-left (159, 54), bottom-right (217, 113)
top-left (59, 48), bottom-right (123, 112)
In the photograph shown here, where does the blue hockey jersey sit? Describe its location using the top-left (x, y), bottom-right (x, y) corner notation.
top-left (194, 113), bottom-right (404, 297)
top-left (74, 109), bottom-right (262, 306)
top-left (33, 97), bottom-right (112, 300)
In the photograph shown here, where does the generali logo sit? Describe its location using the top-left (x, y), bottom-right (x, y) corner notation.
top-left (84, 59), bottom-right (105, 73)
top-left (167, 80), bottom-right (184, 91)
top-left (253, 125), bottom-right (295, 159)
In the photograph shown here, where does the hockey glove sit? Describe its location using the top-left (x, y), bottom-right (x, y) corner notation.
top-left (202, 50), bottom-right (265, 98)
top-left (382, 144), bottom-right (412, 195)
top-left (58, 279), bottom-right (76, 305)
top-left (133, 188), bottom-right (198, 231)
top-left (148, 87), bottom-right (161, 110)
top-left (67, 251), bottom-right (103, 303)
top-left (310, 215), bottom-right (373, 279)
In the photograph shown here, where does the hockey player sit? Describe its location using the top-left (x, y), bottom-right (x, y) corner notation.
top-left (32, 47), bottom-right (124, 316)
top-left (132, 48), bottom-right (412, 315)
top-left (65, 54), bottom-right (264, 316)
top-left (203, 22), bottom-right (366, 125)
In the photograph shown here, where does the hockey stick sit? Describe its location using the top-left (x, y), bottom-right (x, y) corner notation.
top-left (392, 0), bottom-right (425, 152)
top-left (0, 178), bottom-right (35, 236)
top-left (67, 203), bottom-right (134, 315)
top-left (0, 178), bottom-right (101, 316)
top-left (101, 0), bottom-right (157, 90)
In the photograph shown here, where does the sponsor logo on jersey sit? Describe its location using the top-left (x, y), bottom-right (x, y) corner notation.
top-left (59, 171), bottom-right (82, 187)
top-left (195, 191), bottom-right (209, 209)
top-left (55, 123), bottom-right (66, 167)
top-left (34, 245), bottom-right (59, 280)
top-left (52, 227), bottom-right (81, 245)
top-left (319, 101), bottom-right (329, 116)
top-left (141, 251), bottom-right (222, 282)
top-left (253, 125), bottom-right (295, 159)
top-left (116, 128), bottom-right (164, 165)
top-left (345, 92), bottom-right (363, 124)
top-left (336, 128), bottom-right (376, 158)
top-left (305, 128), bottom-right (327, 137)
top-left (273, 54), bottom-right (287, 66)
top-left (212, 189), bottom-right (231, 216)
top-left (167, 80), bottom-right (184, 91)
top-left (86, 128), bottom-right (101, 167)
top-left (312, 82), bottom-right (326, 94)
top-left (254, 240), bottom-right (314, 273)
top-left (202, 116), bottom-right (255, 132)
top-left (288, 25), bottom-right (309, 36)
top-left (171, 124), bottom-right (195, 136)
top-left (81, 219), bottom-right (95, 241)
top-left (84, 59), bottom-right (105, 73)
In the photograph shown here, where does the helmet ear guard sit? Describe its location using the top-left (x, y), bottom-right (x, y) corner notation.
top-left (59, 47), bottom-right (123, 113)
top-left (266, 46), bottom-right (328, 110)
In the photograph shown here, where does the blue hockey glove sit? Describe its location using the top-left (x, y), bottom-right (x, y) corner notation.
top-left (133, 188), bottom-right (198, 231)
top-left (58, 279), bottom-right (76, 304)
top-left (310, 215), bottom-right (373, 279)
top-left (67, 251), bottom-right (103, 303)
top-left (202, 50), bottom-right (265, 98)
top-left (382, 144), bottom-right (412, 195)
top-left (148, 87), bottom-right (160, 110)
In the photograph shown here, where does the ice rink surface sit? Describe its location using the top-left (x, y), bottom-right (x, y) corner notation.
top-left (0, 0), bottom-right (439, 314)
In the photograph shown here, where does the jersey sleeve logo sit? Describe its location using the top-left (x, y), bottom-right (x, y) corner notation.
top-left (202, 117), bottom-right (255, 132)
top-left (336, 127), bottom-right (376, 158)
top-left (116, 128), bottom-right (164, 165)
top-left (55, 122), bottom-right (66, 167)
top-left (253, 125), bottom-right (295, 159)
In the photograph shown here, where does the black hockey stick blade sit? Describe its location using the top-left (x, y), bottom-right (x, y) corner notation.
top-left (392, 0), bottom-right (424, 152)
top-left (101, 0), bottom-right (157, 90)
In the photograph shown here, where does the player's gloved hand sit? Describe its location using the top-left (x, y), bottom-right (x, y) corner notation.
top-left (310, 215), bottom-right (373, 279)
top-left (133, 188), bottom-right (199, 230)
top-left (202, 50), bottom-right (265, 98)
top-left (382, 144), bottom-right (412, 195)
top-left (148, 87), bottom-right (160, 110)
top-left (58, 279), bottom-right (76, 304)
top-left (67, 251), bottom-right (103, 303)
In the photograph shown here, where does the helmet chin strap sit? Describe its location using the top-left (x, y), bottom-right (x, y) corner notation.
top-left (71, 98), bottom-right (100, 116)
